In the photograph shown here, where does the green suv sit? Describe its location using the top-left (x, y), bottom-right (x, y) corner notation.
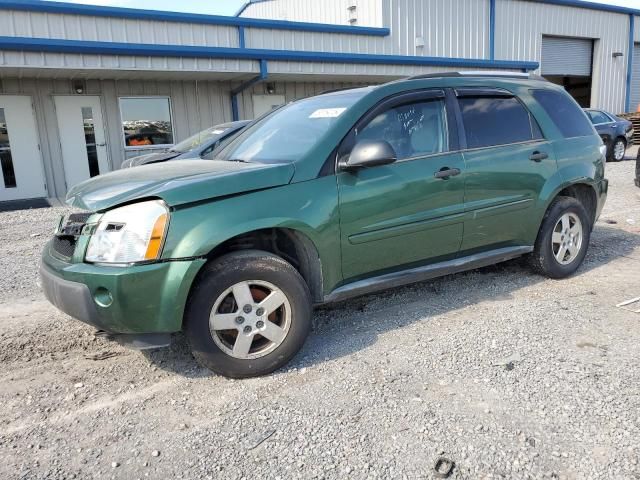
top-left (41, 73), bottom-right (608, 378)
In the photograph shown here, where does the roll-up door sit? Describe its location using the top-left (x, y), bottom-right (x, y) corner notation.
top-left (541, 36), bottom-right (593, 76)
top-left (630, 44), bottom-right (640, 112)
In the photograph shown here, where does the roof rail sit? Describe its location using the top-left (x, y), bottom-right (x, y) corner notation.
top-left (406, 71), bottom-right (547, 81)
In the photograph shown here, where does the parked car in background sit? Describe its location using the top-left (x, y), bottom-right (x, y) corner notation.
top-left (121, 120), bottom-right (251, 168)
top-left (585, 109), bottom-right (633, 162)
top-left (42, 73), bottom-right (607, 378)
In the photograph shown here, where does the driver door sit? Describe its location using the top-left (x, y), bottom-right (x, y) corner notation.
top-left (336, 90), bottom-right (466, 281)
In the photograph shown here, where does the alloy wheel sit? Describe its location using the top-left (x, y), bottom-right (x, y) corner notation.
top-left (209, 280), bottom-right (291, 360)
top-left (613, 140), bottom-right (625, 161)
top-left (551, 212), bottom-right (583, 265)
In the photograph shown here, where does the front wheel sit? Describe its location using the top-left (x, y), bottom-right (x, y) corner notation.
top-left (609, 138), bottom-right (626, 162)
top-left (184, 250), bottom-right (312, 378)
top-left (529, 196), bottom-right (591, 279)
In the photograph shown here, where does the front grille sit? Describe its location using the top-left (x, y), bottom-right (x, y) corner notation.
top-left (52, 211), bottom-right (93, 259)
top-left (52, 235), bottom-right (77, 258)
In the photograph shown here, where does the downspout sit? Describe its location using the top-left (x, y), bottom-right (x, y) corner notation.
top-left (625, 14), bottom-right (635, 113)
top-left (231, 59), bottom-right (268, 121)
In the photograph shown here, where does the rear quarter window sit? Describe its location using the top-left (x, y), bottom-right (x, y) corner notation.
top-left (531, 89), bottom-right (595, 138)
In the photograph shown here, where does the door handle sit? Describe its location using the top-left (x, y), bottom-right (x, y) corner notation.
top-left (529, 151), bottom-right (548, 162)
top-left (434, 167), bottom-right (461, 179)
top-left (96, 143), bottom-right (106, 147)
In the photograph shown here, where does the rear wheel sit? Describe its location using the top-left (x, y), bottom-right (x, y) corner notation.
top-left (609, 138), bottom-right (626, 162)
top-left (184, 250), bottom-right (312, 378)
top-left (529, 196), bottom-right (591, 278)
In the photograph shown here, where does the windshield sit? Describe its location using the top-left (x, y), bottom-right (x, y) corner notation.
top-left (172, 126), bottom-right (231, 153)
top-left (217, 90), bottom-right (368, 163)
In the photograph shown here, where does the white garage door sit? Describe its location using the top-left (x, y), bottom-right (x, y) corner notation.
top-left (630, 44), bottom-right (640, 112)
top-left (541, 36), bottom-right (593, 76)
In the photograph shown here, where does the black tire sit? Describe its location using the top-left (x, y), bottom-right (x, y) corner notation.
top-left (607, 137), bottom-right (626, 162)
top-left (529, 196), bottom-right (591, 279)
top-left (184, 250), bottom-right (312, 378)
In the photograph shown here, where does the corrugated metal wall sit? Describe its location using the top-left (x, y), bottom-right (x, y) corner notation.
top-left (241, 0), bottom-right (384, 27)
top-left (244, 0), bottom-right (489, 58)
top-left (386, 0), bottom-right (489, 58)
top-left (0, 10), bottom-right (239, 47)
top-left (631, 44), bottom-right (640, 112)
top-left (495, 0), bottom-right (629, 112)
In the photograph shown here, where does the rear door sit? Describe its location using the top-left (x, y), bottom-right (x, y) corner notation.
top-left (455, 88), bottom-right (557, 253)
top-left (337, 90), bottom-right (466, 281)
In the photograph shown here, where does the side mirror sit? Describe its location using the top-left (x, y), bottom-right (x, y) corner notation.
top-left (339, 139), bottom-right (397, 171)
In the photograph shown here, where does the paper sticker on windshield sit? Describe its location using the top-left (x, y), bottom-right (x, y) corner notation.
top-left (309, 108), bottom-right (347, 119)
top-left (211, 129), bottom-right (226, 134)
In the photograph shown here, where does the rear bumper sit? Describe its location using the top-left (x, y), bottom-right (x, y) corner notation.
top-left (595, 178), bottom-right (608, 221)
top-left (40, 242), bottom-right (206, 334)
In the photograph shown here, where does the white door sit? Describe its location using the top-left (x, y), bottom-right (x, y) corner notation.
top-left (0, 95), bottom-right (47, 201)
top-left (54, 96), bottom-right (109, 190)
top-left (252, 94), bottom-right (286, 118)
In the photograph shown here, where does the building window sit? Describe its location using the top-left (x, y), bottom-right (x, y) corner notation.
top-left (119, 97), bottom-right (174, 148)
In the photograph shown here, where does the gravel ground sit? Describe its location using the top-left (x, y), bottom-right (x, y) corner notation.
top-left (0, 160), bottom-right (639, 479)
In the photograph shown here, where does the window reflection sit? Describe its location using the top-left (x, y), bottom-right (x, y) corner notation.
top-left (0, 108), bottom-right (17, 188)
top-left (120, 97), bottom-right (174, 147)
top-left (82, 107), bottom-right (100, 177)
top-left (357, 99), bottom-right (448, 159)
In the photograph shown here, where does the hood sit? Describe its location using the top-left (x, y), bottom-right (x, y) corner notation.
top-left (122, 151), bottom-right (182, 168)
top-left (66, 160), bottom-right (295, 211)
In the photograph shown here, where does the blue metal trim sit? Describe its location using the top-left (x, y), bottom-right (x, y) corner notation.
top-left (489, 0), bottom-right (496, 60)
top-left (0, 36), bottom-right (540, 71)
top-left (235, 2), bottom-right (251, 17)
top-left (0, 0), bottom-right (390, 36)
top-left (626, 14), bottom-right (635, 112)
top-left (238, 26), bottom-right (246, 49)
top-left (231, 59), bottom-right (269, 121)
top-left (235, 0), bottom-right (272, 17)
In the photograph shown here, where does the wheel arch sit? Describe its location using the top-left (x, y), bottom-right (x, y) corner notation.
top-left (545, 181), bottom-right (598, 228)
top-left (195, 227), bottom-right (325, 304)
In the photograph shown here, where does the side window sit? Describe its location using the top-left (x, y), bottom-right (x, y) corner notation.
top-left (356, 99), bottom-right (448, 160)
top-left (457, 96), bottom-right (540, 149)
top-left (530, 89), bottom-right (594, 138)
top-left (588, 111), bottom-right (610, 125)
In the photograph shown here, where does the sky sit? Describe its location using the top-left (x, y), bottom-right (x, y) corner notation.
top-left (44, 0), bottom-right (640, 16)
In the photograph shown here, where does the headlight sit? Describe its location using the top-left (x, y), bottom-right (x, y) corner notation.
top-left (85, 200), bottom-right (169, 264)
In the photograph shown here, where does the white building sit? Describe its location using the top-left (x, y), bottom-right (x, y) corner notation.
top-left (0, 0), bottom-right (638, 204)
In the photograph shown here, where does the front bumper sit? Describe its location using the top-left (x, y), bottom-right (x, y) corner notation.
top-left (40, 242), bottom-right (206, 334)
top-left (625, 129), bottom-right (634, 145)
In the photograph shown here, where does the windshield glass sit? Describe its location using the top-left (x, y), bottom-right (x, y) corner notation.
top-left (172, 126), bottom-right (230, 153)
top-left (217, 90), bottom-right (368, 163)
